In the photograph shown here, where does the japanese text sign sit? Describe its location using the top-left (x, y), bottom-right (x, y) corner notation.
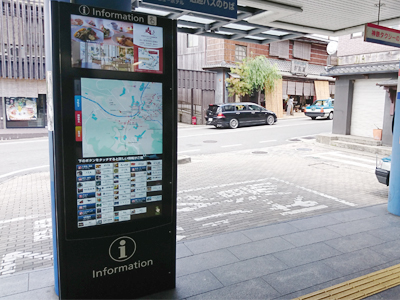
top-left (364, 23), bottom-right (400, 48)
top-left (144, 0), bottom-right (237, 19)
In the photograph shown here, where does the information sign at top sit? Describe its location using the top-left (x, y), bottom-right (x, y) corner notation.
top-left (144, 0), bottom-right (237, 19)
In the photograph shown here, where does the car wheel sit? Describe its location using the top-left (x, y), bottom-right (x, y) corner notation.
top-left (229, 118), bottom-right (239, 129)
top-left (311, 117), bottom-right (316, 120)
top-left (266, 115), bottom-right (275, 125)
top-left (327, 112), bottom-right (333, 120)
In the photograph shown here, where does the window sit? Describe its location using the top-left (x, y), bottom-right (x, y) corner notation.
top-left (222, 105), bottom-right (235, 112)
top-left (351, 32), bottom-right (363, 39)
top-left (235, 104), bottom-right (246, 111)
top-left (187, 34), bottom-right (199, 47)
top-left (235, 45), bottom-right (247, 62)
top-left (269, 41), bottom-right (289, 59)
top-left (248, 105), bottom-right (260, 111)
top-left (293, 41), bottom-right (311, 60)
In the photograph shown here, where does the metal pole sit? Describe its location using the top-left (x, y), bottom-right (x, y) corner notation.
top-left (388, 66), bottom-right (400, 215)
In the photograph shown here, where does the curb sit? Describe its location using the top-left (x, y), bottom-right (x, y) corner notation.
top-left (0, 133), bottom-right (49, 140)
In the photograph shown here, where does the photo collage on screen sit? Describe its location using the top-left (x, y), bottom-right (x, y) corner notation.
top-left (71, 15), bottom-right (163, 74)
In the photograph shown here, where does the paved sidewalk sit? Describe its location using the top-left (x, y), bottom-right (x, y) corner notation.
top-left (1, 204), bottom-right (400, 299)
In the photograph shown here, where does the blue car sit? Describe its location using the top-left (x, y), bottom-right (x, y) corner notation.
top-left (304, 99), bottom-right (334, 120)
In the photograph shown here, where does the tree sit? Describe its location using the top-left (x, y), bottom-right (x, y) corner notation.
top-left (226, 61), bottom-right (252, 101)
top-left (226, 55), bottom-right (282, 106)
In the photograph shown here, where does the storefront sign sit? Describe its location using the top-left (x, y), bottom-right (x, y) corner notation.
top-left (5, 97), bottom-right (37, 121)
top-left (291, 60), bottom-right (308, 75)
top-left (364, 23), bottom-right (400, 48)
top-left (144, 0), bottom-right (237, 19)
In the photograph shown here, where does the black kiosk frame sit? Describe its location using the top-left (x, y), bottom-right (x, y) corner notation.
top-left (50, 2), bottom-right (177, 299)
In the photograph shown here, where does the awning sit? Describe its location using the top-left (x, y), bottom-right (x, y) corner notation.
top-left (228, 73), bottom-right (241, 79)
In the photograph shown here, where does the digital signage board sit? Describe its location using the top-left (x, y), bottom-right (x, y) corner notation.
top-left (50, 2), bottom-right (177, 299)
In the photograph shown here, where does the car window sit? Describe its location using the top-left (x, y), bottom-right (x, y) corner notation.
top-left (208, 105), bottom-right (219, 113)
top-left (223, 105), bottom-right (235, 112)
top-left (248, 105), bottom-right (260, 111)
top-left (313, 100), bottom-right (327, 106)
top-left (331, 100), bottom-right (334, 107)
top-left (236, 104), bottom-right (246, 111)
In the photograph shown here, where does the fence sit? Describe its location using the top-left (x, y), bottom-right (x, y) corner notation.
top-left (177, 69), bottom-right (216, 125)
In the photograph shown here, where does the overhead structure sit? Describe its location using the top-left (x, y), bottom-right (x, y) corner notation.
top-left (133, 0), bottom-right (400, 44)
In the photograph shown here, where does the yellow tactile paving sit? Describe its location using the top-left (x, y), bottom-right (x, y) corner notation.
top-left (293, 264), bottom-right (400, 300)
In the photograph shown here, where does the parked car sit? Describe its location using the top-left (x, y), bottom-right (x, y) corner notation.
top-left (376, 155), bottom-right (391, 186)
top-left (304, 99), bottom-right (334, 120)
top-left (205, 102), bottom-right (277, 129)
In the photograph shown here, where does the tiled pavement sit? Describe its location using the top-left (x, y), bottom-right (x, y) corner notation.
top-left (2, 204), bottom-right (400, 299)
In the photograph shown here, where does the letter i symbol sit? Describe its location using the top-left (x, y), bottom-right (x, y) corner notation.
top-left (119, 240), bottom-right (127, 259)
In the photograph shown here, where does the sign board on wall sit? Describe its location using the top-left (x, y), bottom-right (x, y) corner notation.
top-left (144, 0), bottom-right (237, 19)
top-left (364, 23), bottom-right (400, 48)
top-left (5, 97), bottom-right (38, 121)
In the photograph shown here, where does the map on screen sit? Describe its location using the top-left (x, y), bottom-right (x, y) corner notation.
top-left (81, 78), bottom-right (162, 158)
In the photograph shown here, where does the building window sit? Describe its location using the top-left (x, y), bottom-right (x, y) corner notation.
top-left (235, 45), bottom-right (247, 61)
top-left (187, 34), bottom-right (199, 48)
top-left (351, 32), bottom-right (363, 38)
top-left (269, 40), bottom-right (289, 59)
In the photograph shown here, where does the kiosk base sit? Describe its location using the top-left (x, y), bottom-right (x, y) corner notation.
top-left (59, 224), bottom-right (176, 299)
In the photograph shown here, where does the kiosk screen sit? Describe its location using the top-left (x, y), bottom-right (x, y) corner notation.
top-left (74, 77), bottom-right (163, 228)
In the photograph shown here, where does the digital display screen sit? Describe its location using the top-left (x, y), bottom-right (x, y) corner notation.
top-left (71, 15), bottom-right (163, 74)
top-left (76, 158), bottom-right (162, 228)
top-left (76, 78), bottom-right (163, 158)
top-left (74, 78), bottom-right (164, 228)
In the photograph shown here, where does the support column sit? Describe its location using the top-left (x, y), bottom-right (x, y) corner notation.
top-left (388, 69), bottom-right (400, 215)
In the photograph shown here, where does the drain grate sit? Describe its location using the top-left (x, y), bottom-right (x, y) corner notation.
top-left (203, 140), bottom-right (217, 143)
top-left (252, 151), bottom-right (268, 154)
top-left (302, 136), bottom-right (316, 140)
top-left (289, 138), bottom-right (301, 142)
top-left (294, 264), bottom-right (400, 300)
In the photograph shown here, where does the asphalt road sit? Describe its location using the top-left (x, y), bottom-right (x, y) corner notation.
top-left (0, 138), bottom-right (49, 180)
top-left (178, 118), bottom-right (333, 156)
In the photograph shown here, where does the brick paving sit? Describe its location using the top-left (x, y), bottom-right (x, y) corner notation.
top-left (0, 138), bottom-right (389, 277)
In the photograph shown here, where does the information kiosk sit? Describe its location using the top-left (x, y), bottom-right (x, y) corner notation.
top-left (50, 2), bottom-right (177, 299)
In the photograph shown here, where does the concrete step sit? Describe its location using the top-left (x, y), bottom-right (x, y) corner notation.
top-left (333, 134), bottom-right (382, 146)
top-left (330, 140), bottom-right (391, 156)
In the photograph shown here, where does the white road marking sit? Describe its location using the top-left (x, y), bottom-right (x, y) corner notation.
top-left (259, 140), bottom-right (277, 143)
top-left (271, 177), bottom-right (356, 206)
top-left (280, 205), bottom-right (328, 216)
top-left (309, 155), bottom-right (375, 170)
top-left (177, 178), bottom-right (269, 194)
top-left (177, 235), bottom-right (186, 241)
top-left (0, 139), bottom-right (48, 145)
top-left (34, 218), bottom-right (52, 242)
top-left (318, 152), bottom-right (376, 164)
top-left (0, 165), bottom-right (50, 179)
top-left (221, 144), bottom-right (242, 148)
top-left (0, 251), bottom-right (53, 275)
top-left (178, 149), bottom-right (201, 154)
top-left (0, 216), bottom-right (37, 225)
top-left (194, 210), bottom-right (253, 222)
top-left (203, 220), bottom-right (229, 227)
top-left (179, 122), bottom-right (319, 138)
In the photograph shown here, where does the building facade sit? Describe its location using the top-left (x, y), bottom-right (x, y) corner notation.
top-left (178, 33), bottom-right (334, 118)
top-left (0, 0), bottom-right (47, 129)
top-left (323, 32), bottom-right (400, 146)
